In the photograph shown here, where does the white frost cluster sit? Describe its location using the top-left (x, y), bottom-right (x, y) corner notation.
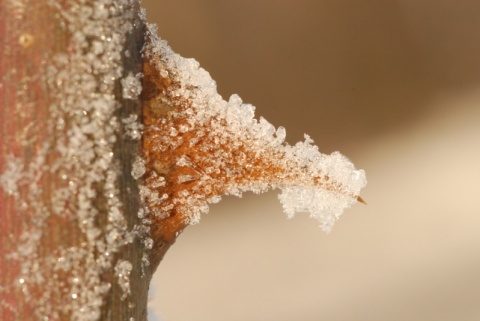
top-left (143, 23), bottom-right (366, 232)
top-left (123, 114), bottom-right (144, 140)
top-left (131, 156), bottom-right (146, 180)
top-left (278, 153), bottom-right (365, 232)
top-left (115, 260), bottom-right (133, 300)
top-left (122, 72), bottom-right (143, 100)
top-left (0, 155), bottom-right (24, 195)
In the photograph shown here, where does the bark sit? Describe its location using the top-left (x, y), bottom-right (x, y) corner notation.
top-left (0, 1), bottom-right (152, 320)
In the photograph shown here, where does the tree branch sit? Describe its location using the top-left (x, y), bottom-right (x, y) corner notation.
top-left (0, 1), bottom-right (151, 320)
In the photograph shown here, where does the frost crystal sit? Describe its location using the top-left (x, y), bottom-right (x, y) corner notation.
top-left (123, 114), bottom-right (144, 140)
top-left (141, 24), bottom-right (366, 234)
top-left (115, 260), bottom-right (133, 300)
top-left (132, 156), bottom-right (146, 179)
top-left (122, 72), bottom-right (143, 100)
top-left (0, 155), bottom-right (24, 195)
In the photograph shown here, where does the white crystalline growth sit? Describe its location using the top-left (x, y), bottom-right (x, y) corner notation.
top-left (121, 72), bottom-right (143, 100)
top-left (131, 156), bottom-right (146, 180)
top-left (279, 150), bottom-right (366, 232)
top-left (122, 114), bottom-right (144, 140)
top-left (143, 23), bottom-right (366, 232)
top-left (115, 260), bottom-right (133, 300)
top-left (0, 155), bottom-right (24, 195)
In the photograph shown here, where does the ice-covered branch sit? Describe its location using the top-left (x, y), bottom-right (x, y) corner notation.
top-left (140, 24), bottom-right (366, 268)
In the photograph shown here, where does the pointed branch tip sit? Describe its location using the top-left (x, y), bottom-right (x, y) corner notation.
top-left (357, 196), bottom-right (367, 205)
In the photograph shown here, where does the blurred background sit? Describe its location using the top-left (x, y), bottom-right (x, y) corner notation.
top-left (142, 1), bottom-right (480, 320)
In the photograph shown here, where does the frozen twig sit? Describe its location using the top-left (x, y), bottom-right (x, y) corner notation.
top-left (140, 23), bottom-right (366, 269)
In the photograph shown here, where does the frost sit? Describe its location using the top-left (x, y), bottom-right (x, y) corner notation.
top-left (123, 114), bottom-right (144, 140)
top-left (115, 260), bottom-right (133, 300)
top-left (144, 237), bottom-right (154, 249)
top-left (0, 155), bottom-right (24, 195)
top-left (122, 72), bottom-right (143, 100)
top-left (141, 23), bottom-right (367, 233)
top-left (132, 156), bottom-right (146, 179)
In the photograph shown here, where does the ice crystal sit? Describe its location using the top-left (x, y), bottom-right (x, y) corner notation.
top-left (141, 24), bottom-right (366, 235)
top-left (115, 260), bottom-right (133, 300)
top-left (131, 156), bottom-right (146, 180)
top-left (0, 155), bottom-right (24, 195)
top-left (123, 114), bottom-right (144, 140)
top-left (122, 72), bottom-right (143, 100)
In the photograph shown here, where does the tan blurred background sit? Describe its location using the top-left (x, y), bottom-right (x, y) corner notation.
top-left (142, 1), bottom-right (480, 320)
